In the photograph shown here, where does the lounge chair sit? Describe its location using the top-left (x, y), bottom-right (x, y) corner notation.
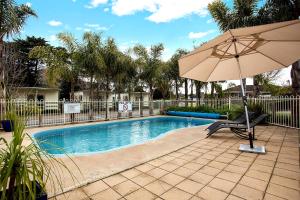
top-left (206, 114), bottom-right (268, 139)
top-left (206, 112), bottom-right (256, 131)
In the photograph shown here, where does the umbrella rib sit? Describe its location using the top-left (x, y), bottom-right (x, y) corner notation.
top-left (236, 41), bottom-right (289, 68)
top-left (205, 42), bottom-right (233, 82)
top-left (239, 39), bottom-right (300, 42)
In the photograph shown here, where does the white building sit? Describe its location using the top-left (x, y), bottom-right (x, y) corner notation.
top-left (74, 90), bottom-right (150, 102)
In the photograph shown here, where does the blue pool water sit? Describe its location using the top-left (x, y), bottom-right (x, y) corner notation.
top-left (34, 117), bottom-right (212, 155)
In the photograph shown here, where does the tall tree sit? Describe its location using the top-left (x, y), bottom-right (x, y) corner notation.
top-left (0, 1), bottom-right (36, 99)
top-left (168, 49), bottom-right (187, 100)
top-left (76, 32), bottom-right (103, 101)
top-left (29, 33), bottom-right (79, 100)
top-left (14, 36), bottom-right (48, 87)
top-left (101, 38), bottom-right (119, 119)
top-left (133, 43), bottom-right (164, 114)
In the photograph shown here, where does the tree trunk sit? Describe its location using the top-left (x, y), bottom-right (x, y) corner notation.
top-left (253, 76), bottom-right (260, 97)
top-left (149, 84), bottom-right (153, 115)
top-left (190, 80), bottom-right (194, 100)
top-left (210, 82), bottom-right (215, 97)
top-left (291, 60), bottom-right (300, 128)
top-left (89, 75), bottom-right (94, 120)
top-left (70, 79), bottom-right (75, 122)
top-left (195, 81), bottom-right (201, 106)
top-left (105, 77), bottom-right (109, 120)
top-left (184, 78), bottom-right (188, 106)
top-left (175, 81), bottom-right (179, 100)
top-left (0, 38), bottom-right (6, 100)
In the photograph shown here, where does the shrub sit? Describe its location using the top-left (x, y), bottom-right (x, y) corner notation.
top-left (165, 105), bottom-right (229, 115)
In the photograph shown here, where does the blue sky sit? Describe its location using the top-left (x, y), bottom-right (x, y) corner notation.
top-left (15, 0), bottom-right (291, 86)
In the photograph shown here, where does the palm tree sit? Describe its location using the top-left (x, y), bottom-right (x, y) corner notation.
top-left (76, 32), bottom-right (103, 101)
top-left (133, 43), bottom-right (164, 115)
top-left (101, 38), bottom-right (119, 119)
top-left (168, 49), bottom-right (187, 100)
top-left (0, 1), bottom-right (36, 99)
top-left (208, 0), bottom-right (300, 96)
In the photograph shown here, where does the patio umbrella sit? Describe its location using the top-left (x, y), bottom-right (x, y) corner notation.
top-left (179, 19), bottom-right (300, 153)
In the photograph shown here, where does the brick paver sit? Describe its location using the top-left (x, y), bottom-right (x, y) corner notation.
top-left (52, 126), bottom-right (300, 200)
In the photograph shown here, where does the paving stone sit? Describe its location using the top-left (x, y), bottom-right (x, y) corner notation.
top-left (112, 180), bottom-right (140, 196)
top-left (161, 188), bottom-right (193, 200)
top-left (225, 195), bottom-right (244, 200)
top-left (160, 173), bottom-right (185, 186)
top-left (231, 184), bottom-right (264, 200)
top-left (173, 166), bottom-right (196, 178)
top-left (131, 173), bottom-right (155, 186)
top-left (135, 163), bottom-right (155, 172)
top-left (176, 179), bottom-right (205, 194)
top-left (273, 167), bottom-right (300, 180)
top-left (124, 188), bottom-right (156, 200)
top-left (245, 169), bottom-right (271, 182)
top-left (147, 167), bottom-right (169, 179)
top-left (224, 164), bottom-right (248, 174)
top-left (170, 158), bottom-right (189, 166)
top-left (148, 159), bottom-right (166, 167)
top-left (267, 183), bottom-right (300, 200)
top-left (250, 164), bottom-right (273, 174)
top-left (198, 166), bottom-right (221, 176)
top-left (55, 189), bottom-right (88, 200)
top-left (144, 180), bottom-right (172, 196)
top-left (216, 171), bottom-right (243, 183)
top-left (270, 175), bottom-right (300, 190)
top-left (159, 162), bottom-right (180, 172)
top-left (182, 162), bottom-right (203, 171)
top-left (190, 172), bottom-right (214, 185)
top-left (263, 193), bottom-right (286, 200)
top-left (103, 174), bottom-right (127, 187)
top-left (207, 161), bottom-right (228, 170)
top-left (240, 176), bottom-right (268, 191)
top-left (230, 159), bottom-right (251, 168)
top-left (208, 178), bottom-right (236, 193)
top-left (121, 168), bottom-right (142, 179)
top-left (197, 186), bottom-right (228, 200)
top-left (275, 162), bottom-right (300, 173)
top-left (90, 188), bottom-right (121, 200)
top-left (82, 180), bottom-right (109, 196)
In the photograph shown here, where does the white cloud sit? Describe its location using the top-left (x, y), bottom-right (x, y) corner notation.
top-left (188, 29), bottom-right (215, 39)
top-left (25, 2), bottom-right (32, 7)
top-left (111, 0), bottom-right (213, 23)
top-left (48, 35), bottom-right (57, 42)
top-left (84, 23), bottom-right (109, 31)
top-left (85, 0), bottom-right (108, 9)
top-left (206, 18), bottom-right (213, 24)
top-left (48, 20), bottom-right (63, 26)
top-left (104, 7), bottom-right (109, 12)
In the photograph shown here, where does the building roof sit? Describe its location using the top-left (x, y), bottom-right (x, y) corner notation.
top-left (225, 85), bottom-right (269, 94)
top-left (15, 87), bottom-right (60, 91)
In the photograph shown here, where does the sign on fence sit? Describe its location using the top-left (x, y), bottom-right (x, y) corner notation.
top-left (118, 102), bottom-right (132, 112)
top-left (64, 103), bottom-right (81, 114)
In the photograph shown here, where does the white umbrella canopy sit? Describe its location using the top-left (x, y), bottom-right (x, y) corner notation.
top-left (179, 19), bottom-right (300, 153)
top-left (179, 19), bottom-right (300, 82)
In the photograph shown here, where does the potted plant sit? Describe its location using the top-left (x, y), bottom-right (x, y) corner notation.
top-left (1, 111), bottom-right (15, 132)
top-left (0, 110), bottom-right (78, 199)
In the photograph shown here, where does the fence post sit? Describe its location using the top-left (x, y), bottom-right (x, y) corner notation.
top-left (139, 99), bottom-right (143, 117)
top-left (228, 97), bottom-right (231, 110)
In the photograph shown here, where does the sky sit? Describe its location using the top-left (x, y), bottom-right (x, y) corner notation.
top-left (16, 0), bottom-right (292, 89)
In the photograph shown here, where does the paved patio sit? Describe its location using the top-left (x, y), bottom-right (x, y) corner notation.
top-left (51, 125), bottom-right (299, 200)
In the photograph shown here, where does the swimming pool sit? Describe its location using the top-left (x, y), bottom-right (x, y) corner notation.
top-left (34, 117), bottom-right (212, 155)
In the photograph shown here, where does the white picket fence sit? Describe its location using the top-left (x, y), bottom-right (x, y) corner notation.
top-left (0, 96), bottom-right (299, 129)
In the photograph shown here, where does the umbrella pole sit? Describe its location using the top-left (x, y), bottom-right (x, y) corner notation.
top-left (239, 78), bottom-right (254, 148)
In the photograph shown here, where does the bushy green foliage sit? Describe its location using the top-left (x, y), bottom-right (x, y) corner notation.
top-left (165, 105), bottom-right (229, 115)
top-left (227, 103), bottom-right (265, 120)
